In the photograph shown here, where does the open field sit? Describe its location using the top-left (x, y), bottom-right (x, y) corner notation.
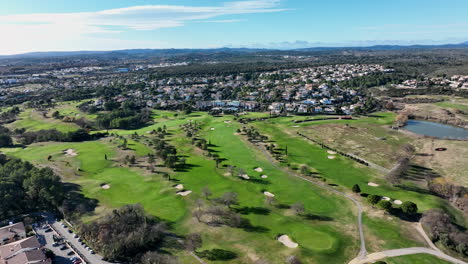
top-left (1, 102), bottom-right (466, 263)
top-left (6, 108), bottom-right (80, 132)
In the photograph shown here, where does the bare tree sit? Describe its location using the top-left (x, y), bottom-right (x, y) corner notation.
top-left (201, 186), bottom-right (212, 200)
top-left (291, 202), bottom-right (305, 215)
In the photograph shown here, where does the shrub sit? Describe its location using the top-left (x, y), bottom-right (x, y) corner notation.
top-left (352, 184), bottom-right (361, 193)
top-left (367, 194), bottom-right (381, 205)
top-left (401, 201), bottom-right (418, 215)
top-left (377, 200), bottom-right (392, 212)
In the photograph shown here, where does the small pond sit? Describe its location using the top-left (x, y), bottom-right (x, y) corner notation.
top-left (404, 120), bottom-right (468, 140)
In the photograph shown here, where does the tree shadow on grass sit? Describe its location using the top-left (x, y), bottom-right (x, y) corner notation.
top-left (61, 183), bottom-right (98, 215)
top-left (240, 219), bottom-right (270, 233)
top-left (389, 208), bottom-right (422, 223)
top-left (302, 213), bottom-right (334, 221)
top-left (173, 163), bottom-right (201, 172)
top-left (249, 178), bottom-right (271, 185)
top-left (234, 206), bottom-right (271, 215)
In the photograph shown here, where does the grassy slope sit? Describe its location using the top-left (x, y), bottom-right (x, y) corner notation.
top-left (7, 108), bottom-right (79, 132)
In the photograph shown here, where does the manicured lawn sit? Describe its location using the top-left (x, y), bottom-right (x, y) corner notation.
top-left (7, 108), bottom-right (79, 132)
top-left (2, 110), bottom-right (465, 264)
top-left (4, 140), bottom-right (186, 223)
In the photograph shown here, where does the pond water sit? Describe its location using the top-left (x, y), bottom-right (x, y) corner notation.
top-left (404, 120), bottom-right (468, 140)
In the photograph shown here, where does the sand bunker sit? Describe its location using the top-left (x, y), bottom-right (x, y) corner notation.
top-left (261, 175), bottom-right (268, 179)
top-left (381, 197), bottom-right (391, 201)
top-left (210, 128), bottom-right (215, 130)
top-left (174, 184), bottom-right (184, 190)
top-left (64, 149), bottom-right (78, 157)
top-left (224, 120), bottom-right (231, 123)
top-left (291, 125), bottom-right (299, 128)
top-left (264, 191), bottom-right (275, 197)
top-left (394, 200), bottom-right (402, 205)
top-left (327, 155), bottom-right (336, 159)
top-left (278, 235), bottom-right (298, 248)
top-left (101, 184), bottom-right (110, 190)
top-left (240, 174), bottom-right (250, 180)
top-left (368, 182), bottom-right (379, 187)
top-left (327, 150), bottom-right (337, 155)
top-left (254, 167), bottom-right (263, 172)
top-left (177, 190), bottom-right (192, 196)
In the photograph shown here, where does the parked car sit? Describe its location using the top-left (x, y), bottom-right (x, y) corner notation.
top-left (60, 245), bottom-right (68, 250)
top-left (73, 234), bottom-right (78, 238)
top-left (67, 251), bottom-right (75, 256)
top-left (52, 242), bottom-right (59, 247)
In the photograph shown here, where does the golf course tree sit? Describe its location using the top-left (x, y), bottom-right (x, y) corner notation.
top-left (352, 184), bottom-right (361, 193)
top-left (78, 204), bottom-right (171, 263)
top-left (377, 200), bottom-right (393, 212)
top-left (216, 192), bottom-right (238, 208)
top-left (202, 186), bottom-right (212, 200)
top-left (291, 202), bottom-right (305, 215)
top-left (0, 155), bottom-right (66, 219)
top-left (401, 201), bottom-right (418, 215)
top-left (0, 133), bottom-right (13, 147)
top-left (367, 194), bottom-right (381, 205)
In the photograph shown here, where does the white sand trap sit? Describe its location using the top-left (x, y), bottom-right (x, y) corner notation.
top-left (264, 191), bottom-right (275, 197)
top-left (261, 175), bottom-right (268, 179)
top-left (394, 200), bottom-right (402, 205)
top-left (382, 197), bottom-right (391, 201)
top-left (240, 174), bottom-right (250, 180)
top-left (64, 149), bottom-right (78, 157)
top-left (368, 182), bottom-right (379, 187)
top-left (224, 120), bottom-right (231, 123)
top-left (328, 155), bottom-right (336, 159)
top-left (177, 190), bottom-right (192, 196)
top-left (254, 167), bottom-right (263, 172)
top-left (210, 127), bottom-right (215, 130)
top-left (327, 150), bottom-right (337, 155)
top-left (278, 235), bottom-right (298, 248)
top-left (291, 125), bottom-right (299, 128)
top-left (174, 184), bottom-right (184, 190)
top-left (101, 184), bottom-right (110, 190)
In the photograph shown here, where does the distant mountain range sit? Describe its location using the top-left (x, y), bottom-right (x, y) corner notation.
top-left (2, 42), bottom-right (468, 59)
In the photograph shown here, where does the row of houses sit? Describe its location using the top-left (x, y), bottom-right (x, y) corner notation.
top-left (0, 222), bottom-right (51, 264)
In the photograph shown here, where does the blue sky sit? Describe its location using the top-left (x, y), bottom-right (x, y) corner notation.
top-left (1, 0), bottom-right (468, 54)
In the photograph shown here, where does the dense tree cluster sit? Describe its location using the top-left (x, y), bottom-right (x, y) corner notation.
top-left (421, 209), bottom-right (468, 256)
top-left (19, 128), bottom-right (106, 145)
top-left (0, 106), bottom-right (20, 124)
top-left (0, 155), bottom-right (65, 219)
top-left (0, 125), bottom-right (13, 147)
top-left (78, 204), bottom-right (171, 263)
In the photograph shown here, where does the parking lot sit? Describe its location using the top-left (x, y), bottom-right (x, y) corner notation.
top-left (38, 213), bottom-right (112, 264)
top-left (35, 224), bottom-right (82, 264)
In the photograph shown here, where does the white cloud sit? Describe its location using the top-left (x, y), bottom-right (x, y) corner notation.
top-left (0, 0), bottom-right (286, 54)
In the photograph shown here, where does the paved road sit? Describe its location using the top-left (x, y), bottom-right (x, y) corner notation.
top-left (349, 223), bottom-right (468, 264)
top-left (349, 247), bottom-right (468, 264)
top-left (255, 143), bottom-right (367, 257)
top-left (41, 213), bottom-right (111, 264)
